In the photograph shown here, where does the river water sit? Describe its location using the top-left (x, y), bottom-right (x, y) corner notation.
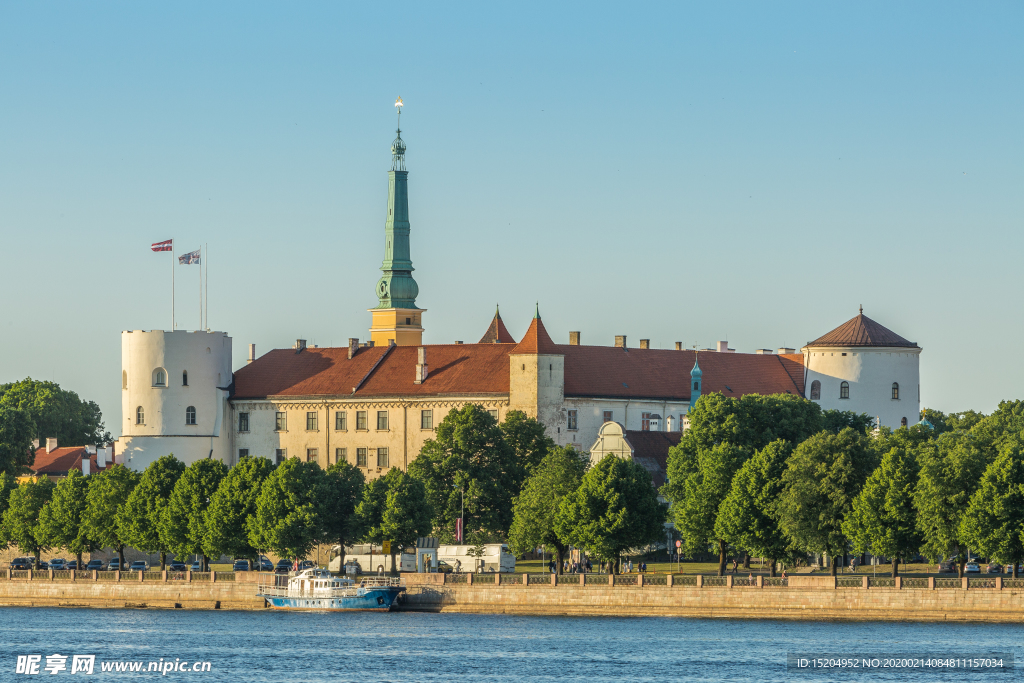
top-left (1, 607), bottom-right (1019, 681)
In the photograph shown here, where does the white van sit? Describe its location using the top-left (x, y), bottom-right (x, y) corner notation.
top-left (437, 544), bottom-right (516, 573)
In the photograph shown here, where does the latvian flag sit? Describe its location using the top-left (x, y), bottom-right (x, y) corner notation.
top-left (151, 239), bottom-right (173, 252)
top-left (178, 249), bottom-right (201, 265)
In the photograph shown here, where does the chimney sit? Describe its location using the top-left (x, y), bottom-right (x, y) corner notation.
top-left (81, 453), bottom-right (90, 477)
top-left (46, 438), bottom-right (58, 454)
top-left (777, 347), bottom-right (796, 355)
top-left (675, 342), bottom-right (683, 350)
top-left (716, 341), bottom-right (735, 353)
top-left (569, 331), bottom-right (581, 346)
top-left (639, 339), bottom-right (650, 349)
top-left (348, 338), bottom-right (359, 360)
top-left (454, 341), bottom-right (463, 345)
top-left (389, 339), bottom-right (396, 347)
top-left (247, 344), bottom-right (256, 363)
top-left (97, 447), bottom-right (108, 469)
top-left (615, 335), bottom-right (627, 348)
top-left (414, 347), bottom-right (429, 384)
top-left (294, 339), bottom-right (307, 352)
top-left (754, 349), bottom-right (775, 355)
top-left (32, 439), bottom-right (39, 451)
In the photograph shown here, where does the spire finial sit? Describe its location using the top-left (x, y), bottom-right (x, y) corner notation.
top-left (495, 303), bottom-right (500, 317)
top-left (534, 302), bottom-right (540, 319)
top-left (391, 98), bottom-right (406, 171)
top-left (859, 304), bottom-right (863, 315)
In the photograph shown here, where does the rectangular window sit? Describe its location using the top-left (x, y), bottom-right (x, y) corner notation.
top-left (356, 448), bottom-right (367, 467)
top-left (641, 412), bottom-right (651, 431)
top-left (306, 412), bottom-right (318, 431)
top-left (238, 448), bottom-right (249, 458)
top-left (335, 447), bottom-right (347, 464)
top-left (275, 448), bottom-right (287, 465)
top-left (603, 410), bottom-right (613, 424)
top-left (335, 411), bottom-right (347, 431)
top-left (567, 410), bottom-right (578, 430)
top-left (421, 409), bottom-right (433, 430)
top-left (238, 412), bottom-right (249, 432)
top-left (356, 411), bottom-right (368, 430)
top-left (275, 412), bottom-right (287, 431)
top-left (377, 411), bottom-right (389, 430)
top-left (306, 448), bottom-right (318, 463)
top-left (488, 409), bottom-right (499, 421)
top-left (377, 448), bottom-right (389, 468)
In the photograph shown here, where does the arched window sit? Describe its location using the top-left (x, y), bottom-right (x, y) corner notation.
top-left (840, 381), bottom-right (850, 399)
top-left (182, 370), bottom-right (188, 386)
top-left (153, 369), bottom-right (166, 386)
top-left (693, 381), bottom-right (699, 390)
top-left (892, 382), bottom-right (899, 400)
top-left (136, 406), bottom-right (145, 424)
top-left (122, 370), bottom-right (128, 390)
top-left (185, 406), bottom-right (196, 425)
top-left (901, 417), bottom-right (908, 427)
top-left (810, 380), bottom-right (821, 400)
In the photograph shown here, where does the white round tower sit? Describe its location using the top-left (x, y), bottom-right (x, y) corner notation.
top-left (803, 309), bottom-right (921, 430)
top-left (117, 330), bottom-right (233, 470)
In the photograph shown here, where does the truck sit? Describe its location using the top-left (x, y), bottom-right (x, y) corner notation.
top-left (437, 544), bottom-right (516, 573)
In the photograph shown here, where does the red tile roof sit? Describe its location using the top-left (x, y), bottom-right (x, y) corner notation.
top-left (30, 447), bottom-right (108, 476)
top-left (478, 308), bottom-right (517, 344)
top-left (510, 316), bottom-right (560, 355)
top-left (806, 312), bottom-right (918, 348)
top-left (624, 430), bottom-right (681, 488)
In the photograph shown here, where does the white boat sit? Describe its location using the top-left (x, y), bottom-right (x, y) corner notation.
top-left (257, 568), bottom-right (404, 611)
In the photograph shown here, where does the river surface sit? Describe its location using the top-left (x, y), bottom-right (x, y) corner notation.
top-left (1, 607), bottom-right (1020, 681)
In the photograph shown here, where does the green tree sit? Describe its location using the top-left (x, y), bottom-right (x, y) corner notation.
top-left (915, 431), bottom-right (995, 577)
top-left (83, 465), bottom-right (140, 568)
top-left (118, 454), bottom-right (186, 569)
top-left (1, 476), bottom-right (55, 566)
top-left (250, 457), bottom-right (325, 561)
top-left (160, 459), bottom-right (227, 571)
top-left (777, 428), bottom-right (878, 575)
top-left (204, 455), bottom-right (275, 567)
top-left (0, 406), bottom-right (36, 473)
top-left (500, 409), bottom-right (556, 484)
top-left (844, 447), bottom-right (923, 577)
top-left (38, 469), bottom-right (98, 567)
top-left (318, 461), bottom-right (365, 571)
top-left (356, 468), bottom-right (432, 575)
top-left (715, 440), bottom-right (793, 577)
top-left (959, 445), bottom-right (1024, 578)
top-left (508, 446), bottom-right (589, 575)
top-left (555, 455), bottom-right (665, 574)
top-left (821, 409), bottom-right (875, 435)
top-left (673, 442), bottom-right (748, 576)
top-left (0, 378), bottom-right (109, 447)
top-left (409, 404), bottom-right (517, 540)
top-left (0, 471), bottom-right (18, 544)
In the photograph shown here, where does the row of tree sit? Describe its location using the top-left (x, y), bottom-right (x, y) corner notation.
top-left (665, 393), bottom-right (1024, 578)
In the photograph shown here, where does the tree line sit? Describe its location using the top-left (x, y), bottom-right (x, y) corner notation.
top-left (664, 393), bottom-right (1022, 578)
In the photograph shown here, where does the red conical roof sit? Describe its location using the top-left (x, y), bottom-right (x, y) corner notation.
top-left (478, 306), bottom-right (516, 344)
top-left (511, 314), bottom-right (560, 355)
top-left (806, 310), bottom-right (918, 348)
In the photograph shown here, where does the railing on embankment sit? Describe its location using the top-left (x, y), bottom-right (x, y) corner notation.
top-left (397, 572), bottom-right (1024, 622)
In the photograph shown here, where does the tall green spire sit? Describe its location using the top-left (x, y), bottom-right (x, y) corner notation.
top-left (375, 99), bottom-right (419, 310)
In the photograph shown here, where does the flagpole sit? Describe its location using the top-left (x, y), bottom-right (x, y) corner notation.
top-left (205, 242), bottom-right (209, 330)
top-left (171, 238), bottom-right (175, 331)
top-left (199, 246), bottom-right (203, 331)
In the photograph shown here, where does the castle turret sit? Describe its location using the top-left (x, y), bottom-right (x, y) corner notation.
top-left (369, 98), bottom-right (425, 346)
top-left (508, 306), bottom-right (565, 441)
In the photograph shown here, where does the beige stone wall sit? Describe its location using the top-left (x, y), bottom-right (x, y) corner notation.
top-left (509, 354), bottom-right (564, 438)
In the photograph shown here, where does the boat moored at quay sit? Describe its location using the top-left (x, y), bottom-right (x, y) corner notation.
top-left (257, 569), bottom-right (404, 611)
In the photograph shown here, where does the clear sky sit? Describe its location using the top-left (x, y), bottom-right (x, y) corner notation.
top-left (1, 2), bottom-right (1021, 436)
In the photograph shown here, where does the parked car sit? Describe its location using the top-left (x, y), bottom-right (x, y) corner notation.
top-left (232, 560), bottom-right (251, 572)
top-left (258, 557), bottom-right (273, 572)
top-left (37, 561), bottom-right (50, 571)
top-left (168, 561), bottom-right (187, 572)
top-left (298, 560), bottom-right (316, 570)
top-left (965, 563), bottom-right (981, 573)
top-left (9, 558), bottom-right (33, 570)
top-left (189, 561), bottom-right (202, 571)
top-left (274, 560), bottom-right (292, 575)
top-left (342, 560), bottom-right (362, 576)
top-left (49, 558), bottom-right (67, 570)
top-left (66, 560), bottom-right (78, 570)
top-left (107, 559), bottom-right (121, 571)
top-left (129, 561), bottom-right (148, 572)
top-left (86, 560), bottom-right (104, 571)
top-left (937, 560), bottom-right (956, 573)
top-left (987, 562), bottom-right (1003, 574)
top-left (435, 560), bottom-right (455, 574)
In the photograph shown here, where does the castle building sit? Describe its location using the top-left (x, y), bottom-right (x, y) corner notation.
top-left (113, 118), bottom-right (921, 473)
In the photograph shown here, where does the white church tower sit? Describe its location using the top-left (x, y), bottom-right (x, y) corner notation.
top-left (116, 330), bottom-right (233, 470)
top-left (802, 308), bottom-right (921, 430)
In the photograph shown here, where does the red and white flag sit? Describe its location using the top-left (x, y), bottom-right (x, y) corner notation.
top-left (151, 239), bottom-right (173, 252)
top-left (456, 517), bottom-right (463, 543)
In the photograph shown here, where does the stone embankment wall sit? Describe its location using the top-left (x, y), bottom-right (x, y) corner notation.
top-left (398, 573), bottom-right (1024, 623)
top-left (3, 570), bottom-right (1023, 622)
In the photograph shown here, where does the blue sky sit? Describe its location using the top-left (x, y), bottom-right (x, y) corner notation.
top-left (1, 2), bottom-right (1021, 435)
